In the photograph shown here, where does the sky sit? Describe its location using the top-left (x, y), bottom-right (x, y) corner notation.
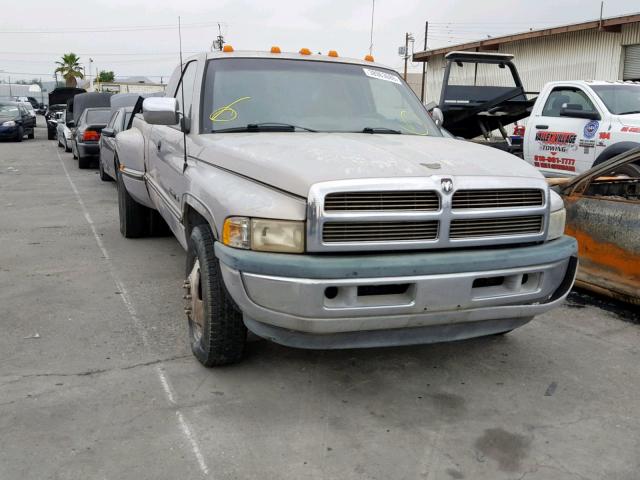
top-left (0, 0), bottom-right (637, 84)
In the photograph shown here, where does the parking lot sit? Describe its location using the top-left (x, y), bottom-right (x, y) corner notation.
top-left (1, 118), bottom-right (639, 479)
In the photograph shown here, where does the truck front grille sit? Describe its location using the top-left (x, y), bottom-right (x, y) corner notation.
top-left (452, 189), bottom-right (544, 209)
top-left (449, 215), bottom-right (544, 239)
top-left (324, 191), bottom-right (439, 212)
top-left (323, 221), bottom-right (439, 243)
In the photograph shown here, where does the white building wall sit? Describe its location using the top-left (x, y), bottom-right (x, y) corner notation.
top-left (423, 25), bottom-right (636, 105)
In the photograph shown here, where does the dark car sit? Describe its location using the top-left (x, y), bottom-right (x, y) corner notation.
top-left (98, 106), bottom-right (133, 181)
top-left (0, 102), bottom-right (35, 142)
top-left (46, 104), bottom-right (67, 139)
top-left (71, 107), bottom-right (111, 168)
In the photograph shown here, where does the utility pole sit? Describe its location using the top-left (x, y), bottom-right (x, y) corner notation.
top-left (403, 32), bottom-right (410, 81)
top-left (420, 21), bottom-right (428, 102)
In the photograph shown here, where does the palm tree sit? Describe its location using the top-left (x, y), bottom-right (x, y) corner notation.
top-left (55, 53), bottom-right (84, 87)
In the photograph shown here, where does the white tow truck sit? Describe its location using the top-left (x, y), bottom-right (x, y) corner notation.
top-left (434, 52), bottom-right (640, 177)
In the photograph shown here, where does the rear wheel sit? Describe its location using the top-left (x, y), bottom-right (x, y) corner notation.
top-left (48, 128), bottom-right (55, 140)
top-left (99, 156), bottom-right (112, 181)
top-left (612, 162), bottom-right (640, 177)
top-left (117, 168), bottom-right (152, 238)
top-left (78, 155), bottom-right (91, 169)
top-left (185, 225), bottom-right (247, 366)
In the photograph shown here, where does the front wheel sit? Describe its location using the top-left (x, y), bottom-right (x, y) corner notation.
top-left (99, 156), bottom-right (112, 181)
top-left (185, 225), bottom-right (247, 366)
top-left (28, 130), bottom-right (34, 140)
top-left (15, 127), bottom-right (23, 142)
top-left (78, 155), bottom-right (91, 169)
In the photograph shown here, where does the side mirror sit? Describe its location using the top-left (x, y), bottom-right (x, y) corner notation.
top-left (559, 107), bottom-right (600, 120)
top-left (102, 127), bottom-right (115, 138)
top-left (430, 107), bottom-right (444, 127)
top-left (143, 97), bottom-right (179, 126)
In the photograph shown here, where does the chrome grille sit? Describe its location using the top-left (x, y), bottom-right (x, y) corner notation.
top-left (449, 216), bottom-right (543, 239)
top-left (324, 191), bottom-right (439, 212)
top-left (323, 221), bottom-right (439, 243)
top-left (452, 189), bottom-right (544, 209)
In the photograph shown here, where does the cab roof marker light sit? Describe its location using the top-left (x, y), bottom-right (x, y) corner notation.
top-left (270, 46), bottom-right (281, 53)
top-left (328, 50), bottom-right (338, 57)
top-left (222, 45), bottom-right (234, 53)
top-left (364, 54), bottom-right (375, 62)
top-left (299, 48), bottom-right (311, 55)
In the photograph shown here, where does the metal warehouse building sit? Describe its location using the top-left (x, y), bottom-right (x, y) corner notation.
top-left (412, 13), bottom-right (640, 105)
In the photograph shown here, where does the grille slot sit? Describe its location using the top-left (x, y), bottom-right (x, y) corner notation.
top-left (450, 216), bottom-right (543, 239)
top-left (452, 189), bottom-right (544, 209)
top-left (324, 191), bottom-right (439, 212)
top-left (323, 221), bottom-right (439, 243)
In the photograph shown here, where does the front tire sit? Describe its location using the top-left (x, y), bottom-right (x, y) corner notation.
top-left (185, 225), bottom-right (247, 366)
top-left (117, 168), bottom-right (152, 238)
top-left (28, 130), bottom-right (34, 140)
top-left (15, 127), bottom-right (23, 142)
top-left (78, 155), bottom-right (91, 169)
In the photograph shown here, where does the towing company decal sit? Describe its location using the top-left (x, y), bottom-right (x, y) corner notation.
top-left (621, 125), bottom-right (640, 134)
top-left (535, 131), bottom-right (577, 153)
top-left (534, 155), bottom-right (576, 172)
top-left (578, 139), bottom-right (596, 153)
top-left (583, 120), bottom-right (599, 139)
top-left (599, 132), bottom-right (611, 140)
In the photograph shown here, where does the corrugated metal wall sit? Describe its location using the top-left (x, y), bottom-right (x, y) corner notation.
top-left (423, 24), bottom-right (638, 105)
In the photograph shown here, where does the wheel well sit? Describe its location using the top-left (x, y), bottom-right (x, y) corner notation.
top-left (184, 205), bottom-right (213, 241)
top-left (594, 141), bottom-right (640, 167)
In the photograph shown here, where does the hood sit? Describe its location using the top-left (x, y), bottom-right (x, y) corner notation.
top-left (193, 133), bottom-right (543, 197)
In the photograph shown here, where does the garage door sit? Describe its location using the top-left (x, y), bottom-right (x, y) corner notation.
top-left (623, 44), bottom-right (640, 80)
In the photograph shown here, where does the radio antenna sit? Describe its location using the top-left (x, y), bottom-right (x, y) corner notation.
top-left (178, 16), bottom-right (188, 173)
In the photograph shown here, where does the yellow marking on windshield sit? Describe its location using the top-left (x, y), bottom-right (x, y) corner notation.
top-left (399, 110), bottom-right (429, 136)
top-left (209, 96), bottom-right (252, 122)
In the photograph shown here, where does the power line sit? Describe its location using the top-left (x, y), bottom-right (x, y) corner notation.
top-left (0, 21), bottom-right (227, 34)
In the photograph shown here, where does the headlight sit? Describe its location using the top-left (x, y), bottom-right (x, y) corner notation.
top-left (2, 120), bottom-right (16, 127)
top-left (547, 190), bottom-right (566, 241)
top-left (222, 217), bottom-right (305, 253)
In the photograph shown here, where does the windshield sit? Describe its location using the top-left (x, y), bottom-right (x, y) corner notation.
top-left (202, 58), bottom-right (439, 136)
top-left (0, 104), bottom-right (19, 118)
top-left (86, 109), bottom-right (111, 124)
top-left (591, 84), bottom-right (640, 115)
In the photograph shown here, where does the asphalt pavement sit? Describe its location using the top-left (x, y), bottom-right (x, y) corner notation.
top-left (1, 118), bottom-right (639, 480)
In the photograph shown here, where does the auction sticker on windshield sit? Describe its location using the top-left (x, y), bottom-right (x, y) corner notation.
top-left (363, 68), bottom-right (401, 85)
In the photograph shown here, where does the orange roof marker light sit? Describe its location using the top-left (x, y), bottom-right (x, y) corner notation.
top-left (270, 46), bottom-right (281, 54)
top-left (328, 50), bottom-right (339, 57)
top-left (364, 54), bottom-right (375, 62)
top-left (299, 48), bottom-right (312, 55)
top-left (223, 45), bottom-right (234, 53)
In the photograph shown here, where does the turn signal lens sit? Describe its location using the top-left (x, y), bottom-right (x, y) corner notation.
top-left (270, 46), bottom-right (281, 53)
top-left (222, 217), bottom-right (251, 249)
top-left (222, 45), bottom-right (234, 52)
top-left (251, 219), bottom-right (304, 253)
top-left (83, 130), bottom-right (100, 141)
top-left (364, 54), bottom-right (375, 62)
top-left (327, 50), bottom-right (338, 57)
top-left (299, 48), bottom-right (311, 55)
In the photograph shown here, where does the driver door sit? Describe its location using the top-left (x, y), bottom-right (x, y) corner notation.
top-left (526, 86), bottom-right (601, 176)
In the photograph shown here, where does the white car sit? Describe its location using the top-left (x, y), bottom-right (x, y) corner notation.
top-left (55, 111), bottom-right (72, 152)
top-left (19, 101), bottom-right (36, 118)
top-left (523, 80), bottom-right (640, 177)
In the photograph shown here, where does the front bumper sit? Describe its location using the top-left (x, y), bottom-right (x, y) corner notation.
top-left (0, 125), bottom-right (18, 138)
top-left (216, 236), bottom-right (578, 349)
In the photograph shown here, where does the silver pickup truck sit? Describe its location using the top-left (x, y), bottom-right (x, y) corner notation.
top-left (115, 49), bottom-right (578, 366)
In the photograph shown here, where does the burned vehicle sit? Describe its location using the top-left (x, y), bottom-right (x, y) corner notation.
top-left (46, 87), bottom-right (85, 140)
top-left (554, 148), bottom-right (640, 304)
top-left (115, 49), bottom-right (578, 366)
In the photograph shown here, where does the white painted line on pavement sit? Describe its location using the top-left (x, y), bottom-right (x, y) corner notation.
top-left (55, 148), bottom-right (210, 477)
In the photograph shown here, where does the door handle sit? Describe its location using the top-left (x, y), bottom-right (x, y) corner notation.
top-left (535, 125), bottom-right (548, 130)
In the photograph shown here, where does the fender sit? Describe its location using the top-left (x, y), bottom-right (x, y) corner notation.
top-left (594, 141), bottom-right (640, 167)
top-left (182, 193), bottom-right (219, 239)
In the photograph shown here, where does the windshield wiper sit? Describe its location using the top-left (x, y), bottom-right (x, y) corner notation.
top-left (617, 110), bottom-right (640, 115)
top-left (362, 127), bottom-right (402, 134)
top-left (211, 122), bottom-right (317, 133)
